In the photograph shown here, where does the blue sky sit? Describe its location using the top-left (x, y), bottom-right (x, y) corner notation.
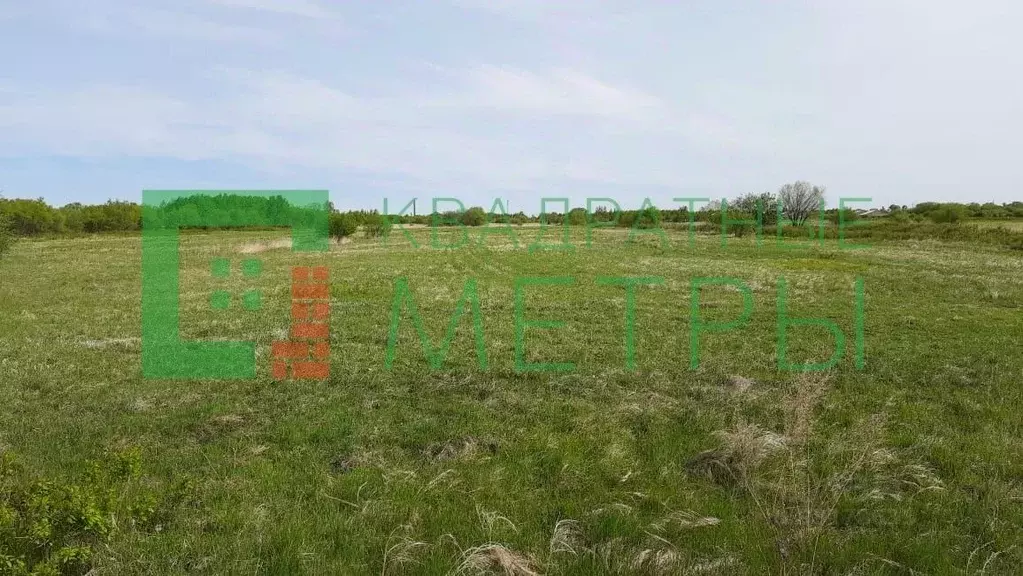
top-left (1, 0), bottom-right (1020, 211)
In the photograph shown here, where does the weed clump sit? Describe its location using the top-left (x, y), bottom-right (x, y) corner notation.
top-left (0, 449), bottom-right (190, 575)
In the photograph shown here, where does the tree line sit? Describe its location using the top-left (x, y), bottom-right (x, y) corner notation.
top-left (2, 185), bottom-right (1022, 245)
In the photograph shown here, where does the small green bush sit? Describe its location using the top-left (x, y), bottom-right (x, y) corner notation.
top-left (729, 221), bottom-right (756, 237)
top-left (328, 213), bottom-right (358, 242)
top-left (0, 449), bottom-right (190, 575)
top-left (566, 208), bottom-right (588, 227)
top-left (363, 214), bottom-right (387, 238)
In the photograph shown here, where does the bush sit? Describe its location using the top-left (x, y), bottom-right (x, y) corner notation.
top-left (632, 206), bottom-right (662, 230)
top-left (890, 210), bottom-right (910, 223)
top-left (930, 204), bottom-right (967, 224)
top-left (731, 192), bottom-right (779, 226)
top-left (363, 214), bottom-right (387, 238)
top-left (566, 208), bottom-right (588, 226)
top-left (0, 214), bottom-right (14, 260)
top-left (0, 198), bottom-right (63, 235)
top-left (461, 207), bottom-right (487, 227)
top-left (0, 449), bottom-right (190, 575)
top-left (729, 221), bottom-right (756, 238)
top-left (829, 208), bottom-right (859, 225)
top-left (328, 213), bottom-right (358, 242)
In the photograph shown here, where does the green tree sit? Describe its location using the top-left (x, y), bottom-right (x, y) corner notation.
top-left (566, 207), bottom-right (588, 226)
top-left (930, 204), bottom-right (967, 224)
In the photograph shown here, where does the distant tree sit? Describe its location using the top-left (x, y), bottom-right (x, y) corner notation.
top-left (909, 202), bottom-right (941, 216)
top-left (461, 206), bottom-right (487, 226)
top-left (566, 207), bottom-right (588, 226)
top-left (0, 213), bottom-right (15, 259)
top-left (620, 205), bottom-right (661, 229)
top-left (930, 204), bottom-right (967, 224)
top-left (731, 191), bottom-right (779, 225)
top-left (778, 181), bottom-right (825, 226)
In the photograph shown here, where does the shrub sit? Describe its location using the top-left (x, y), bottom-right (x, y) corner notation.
top-left (328, 213), bottom-right (358, 242)
top-left (930, 204), bottom-right (966, 224)
top-left (635, 206), bottom-right (661, 229)
top-left (566, 208), bottom-right (588, 226)
top-left (461, 207), bottom-right (487, 227)
top-left (829, 208), bottom-right (859, 225)
top-left (731, 192), bottom-right (779, 226)
top-left (0, 214), bottom-right (14, 260)
top-left (729, 221), bottom-right (756, 238)
top-left (0, 449), bottom-right (190, 575)
top-left (363, 214), bottom-right (387, 238)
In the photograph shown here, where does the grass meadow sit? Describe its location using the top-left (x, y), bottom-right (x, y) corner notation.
top-left (1, 225), bottom-right (1022, 574)
top-left (969, 219), bottom-right (1023, 231)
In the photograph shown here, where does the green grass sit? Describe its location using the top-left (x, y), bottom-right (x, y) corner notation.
top-left (1, 227), bottom-right (1022, 574)
top-left (969, 219), bottom-right (1023, 231)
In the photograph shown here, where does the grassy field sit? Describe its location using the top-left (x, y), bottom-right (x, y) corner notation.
top-left (1, 226), bottom-right (1022, 574)
top-left (969, 219), bottom-right (1023, 231)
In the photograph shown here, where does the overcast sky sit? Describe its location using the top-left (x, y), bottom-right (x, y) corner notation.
top-left (1, 0), bottom-right (1020, 210)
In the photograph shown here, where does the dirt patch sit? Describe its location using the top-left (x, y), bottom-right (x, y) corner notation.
top-left (726, 375), bottom-right (756, 394)
top-left (238, 238), bottom-right (291, 254)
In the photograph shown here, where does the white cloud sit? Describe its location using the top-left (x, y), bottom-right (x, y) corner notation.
top-left (432, 66), bottom-right (661, 121)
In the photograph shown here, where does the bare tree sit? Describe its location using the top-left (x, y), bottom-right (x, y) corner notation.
top-left (778, 181), bottom-right (825, 226)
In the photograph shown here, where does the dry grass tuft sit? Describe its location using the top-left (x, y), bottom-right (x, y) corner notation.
top-left (476, 505), bottom-right (519, 537)
top-left (650, 510), bottom-right (721, 532)
top-left (685, 422), bottom-right (786, 487)
top-left (424, 436), bottom-right (499, 462)
top-left (687, 372), bottom-right (945, 572)
top-left (452, 543), bottom-right (540, 576)
top-left (630, 546), bottom-right (683, 574)
top-left (548, 519), bottom-right (584, 556)
top-left (381, 526), bottom-right (429, 575)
